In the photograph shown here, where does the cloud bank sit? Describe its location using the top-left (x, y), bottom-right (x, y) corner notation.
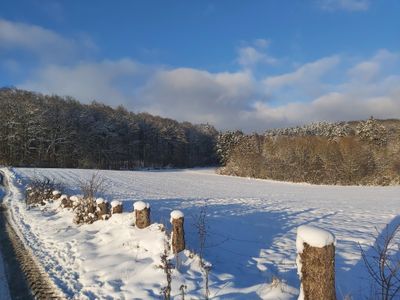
top-left (1, 18), bottom-right (399, 132)
top-left (317, 0), bottom-right (370, 11)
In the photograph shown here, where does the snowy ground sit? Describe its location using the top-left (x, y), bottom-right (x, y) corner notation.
top-left (2, 167), bottom-right (400, 299)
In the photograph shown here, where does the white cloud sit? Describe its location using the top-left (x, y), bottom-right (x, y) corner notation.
top-left (20, 59), bottom-right (143, 105)
top-left (318, 0), bottom-right (370, 11)
top-left (138, 68), bottom-right (256, 127)
top-left (348, 61), bottom-right (380, 82)
top-left (0, 18), bottom-right (92, 62)
top-left (348, 49), bottom-right (399, 82)
top-left (237, 39), bottom-right (277, 68)
top-left (249, 91), bottom-right (400, 129)
top-left (237, 47), bottom-right (277, 67)
top-left (250, 50), bottom-right (400, 129)
top-left (264, 56), bottom-right (340, 89)
top-left (0, 19), bottom-right (77, 58)
top-left (19, 62), bottom-right (258, 130)
top-left (263, 55), bottom-right (340, 99)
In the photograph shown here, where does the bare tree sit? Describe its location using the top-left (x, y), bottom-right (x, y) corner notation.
top-left (360, 222), bottom-right (400, 300)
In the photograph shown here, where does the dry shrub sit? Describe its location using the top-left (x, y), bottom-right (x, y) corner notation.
top-left (73, 172), bottom-right (107, 224)
top-left (78, 172), bottom-right (106, 200)
top-left (26, 176), bottom-right (63, 207)
top-left (360, 222), bottom-right (400, 300)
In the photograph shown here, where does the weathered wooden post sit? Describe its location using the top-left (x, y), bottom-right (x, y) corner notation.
top-left (96, 198), bottom-right (110, 219)
top-left (60, 194), bottom-right (72, 208)
top-left (296, 225), bottom-right (336, 300)
top-left (134, 201), bottom-right (150, 229)
top-left (111, 200), bottom-right (123, 214)
top-left (170, 210), bottom-right (185, 253)
top-left (52, 190), bottom-right (61, 200)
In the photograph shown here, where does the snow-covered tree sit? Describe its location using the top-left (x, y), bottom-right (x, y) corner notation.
top-left (356, 116), bottom-right (388, 146)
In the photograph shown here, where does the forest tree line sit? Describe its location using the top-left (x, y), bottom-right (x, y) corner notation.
top-left (217, 118), bottom-right (400, 185)
top-left (0, 88), bottom-right (218, 169)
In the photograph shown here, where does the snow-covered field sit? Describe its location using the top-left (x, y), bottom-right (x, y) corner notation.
top-left (2, 167), bottom-right (400, 299)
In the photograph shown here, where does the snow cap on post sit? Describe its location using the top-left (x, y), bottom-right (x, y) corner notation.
top-left (133, 201), bottom-right (149, 211)
top-left (111, 200), bottom-right (122, 207)
top-left (96, 197), bottom-right (105, 205)
top-left (170, 210), bottom-right (184, 223)
top-left (52, 190), bottom-right (61, 200)
top-left (296, 225), bottom-right (336, 300)
top-left (96, 198), bottom-right (110, 219)
top-left (111, 200), bottom-right (123, 214)
top-left (296, 225), bottom-right (336, 254)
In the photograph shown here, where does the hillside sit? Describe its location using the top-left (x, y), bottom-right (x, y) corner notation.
top-left (0, 88), bottom-right (217, 169)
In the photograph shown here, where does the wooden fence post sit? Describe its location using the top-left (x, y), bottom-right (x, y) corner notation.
top-left (170, 210), bottom-right (185, 253)
top-left (96, 198), bottom-right (110, 219)
top-left (111, 200), bottom-right (123, 214)
top-left (52, 190), bottom-right (61, 200)
top-left (134, 201), bottom-right (150, 229)
top-left (296, 225), bottom-right (336, 300)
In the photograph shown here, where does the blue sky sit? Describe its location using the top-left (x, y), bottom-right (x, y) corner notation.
top-left (1, 0), bottom-right (399, 131)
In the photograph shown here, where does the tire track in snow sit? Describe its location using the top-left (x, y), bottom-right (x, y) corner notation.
top-left (0, 170), bottom-right (65, 299)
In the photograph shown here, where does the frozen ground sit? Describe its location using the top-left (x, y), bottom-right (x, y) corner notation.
top-left (2, 167), bottom-right (400, 299)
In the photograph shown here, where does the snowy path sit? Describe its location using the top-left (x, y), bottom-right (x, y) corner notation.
top-left (4, 167), bottom-right (400, 299)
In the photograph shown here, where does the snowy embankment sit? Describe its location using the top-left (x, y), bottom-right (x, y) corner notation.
top-left (0, 241), bottom-right (10, 300)
top-left (0, 181), bottom-right (11, 300)
top-left (2, 167), bottom-right (400, 299)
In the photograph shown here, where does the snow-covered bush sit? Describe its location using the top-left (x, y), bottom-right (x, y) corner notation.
top-left (73, 196), bottom-right (98, 224)
top-left (60, 194), bottom-right (72, 208)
